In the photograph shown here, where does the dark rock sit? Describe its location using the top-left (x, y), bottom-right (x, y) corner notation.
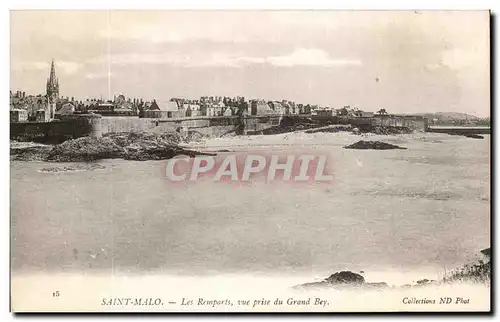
top-left (369, 126), bottom-right (411, 135)
top-left (10, 145), bottom-right (52, 161)
top-left (12, 132), bottom-right (213, 162)
top-left (464, 134), bottom-right (484, 139)
top-left (248, 123), bottom-right (322, 135)
top-left (293, 270), bottom-right (368, 290)
top-left (305, 125), bottom-right (352, 134)
top-left (104, 131), bottom-right (182, 147)
top-left (412, 279), bottom-right (437, 287)
top-left (481, 247), bottom-right (491, 258)
top-left (325, 271), bottom-right (365, 285)
top-left (293, 270), bottom-right (394, 291)
top-left (416, 278), bottom-right (432, 284)
top-left (344, 140), bottom-right (407, 150)
top-left (447, 132), bottom-right (485, 139)
top-left (46, 136), bottom-right (124, 162)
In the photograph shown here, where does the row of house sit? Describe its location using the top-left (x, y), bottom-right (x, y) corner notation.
top-left (11, 89), bottom-right (377, 123)
top-left (313, 105), bottom-right (375, 118)
top-left (10, 91), bottom-right (57, 122)
top-left (141, 99), bottom-right (373, 120)
top-left (141, 97), bottom-right (324, 119)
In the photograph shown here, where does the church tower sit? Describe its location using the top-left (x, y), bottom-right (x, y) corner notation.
top-left (46, 59), bottom-right (59, 120)
top-left (46, 59), bottom-right (59, 103)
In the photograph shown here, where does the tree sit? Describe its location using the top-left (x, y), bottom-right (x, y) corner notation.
top-left (377, 108), bottom-right (388, 115)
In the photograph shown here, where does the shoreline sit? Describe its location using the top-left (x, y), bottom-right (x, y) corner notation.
top-left (10, 125), bottom-right (489, 163)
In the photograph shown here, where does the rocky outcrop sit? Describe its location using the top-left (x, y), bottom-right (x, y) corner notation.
top-left (294, 249), bottom-right (491, 292)
top-left (305, 125), bottom-right (352, 134)
top-left (10, 145), bottom-right (52, 161)
top-left (325, 271), bottom-right (365, 284)
top-left (344, 140), bottom-right (407, 150)
top-left (294, 271), bottom-right (388, 291)
top-left (11, 132), bottom-right (213, 162)
top-left (46, 136), bottom-right (124, 162)
top-left (464, 134), bottom-right (484, 139)
top-left (247, 123), bottom-right (322, 135)
top-left (369, 126), bottom-right (411, 135)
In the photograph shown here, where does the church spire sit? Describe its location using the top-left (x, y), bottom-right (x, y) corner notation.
top-left (46, 59), bottom-right (59, 103)
top-left (49, 59), bottom-right (56, 84)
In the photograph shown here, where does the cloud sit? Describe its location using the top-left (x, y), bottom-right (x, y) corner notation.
top-left (95, 48), bottom-right (360, 69)
top-left (267, 48), bottom-right (362, 67)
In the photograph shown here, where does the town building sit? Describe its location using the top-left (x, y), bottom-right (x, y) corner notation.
top-left (184, 102), bottom-right (202, 117)
top-left (88, 102), bottom-right (114, 114)
top-left (55, 102), bottom-right (75, 117)
top-left (201, 96), bottom-right (226, 117)
top-left (267, 101), bottom-right (285, 115)
top-left (249, 99), bottom-right (270, 116)
top-left (10, 109), bottom-right (28, 123)
top-left (281, 100), bottom-right (300, 115)
top-left (206, 101), bottom-right (225, 117)
top-left (316, 109), bottom-right (334, 117)
top-left (144, 100), bottom-right (183, 119)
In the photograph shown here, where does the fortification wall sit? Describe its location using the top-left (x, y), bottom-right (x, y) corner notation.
top-left (11, 113), bottom-right (426, 144)
top-left (100, 116), bottom-right (155, 134)
top-left (97, 115), bottom-right (280, 136)
top-left (10, 114), bottom-right (99, 143)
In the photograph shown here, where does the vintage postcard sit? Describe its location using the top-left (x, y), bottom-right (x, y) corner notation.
top-left (10, 10), bottom-right (491, 312)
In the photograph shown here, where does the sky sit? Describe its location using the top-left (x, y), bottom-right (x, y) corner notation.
top-left (10, 10), bottom-right (490, 116)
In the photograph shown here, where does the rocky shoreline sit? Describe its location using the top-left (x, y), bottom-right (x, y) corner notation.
top-left (344, 140), bottom-right (407, 150)
top-left (11, 131), bottom-right (213, 162)
top-left (11, 125), bottom-right (485, 162)
top-left (293, 271), bottom-right (389, 291)
top-left (248, 123), bottom-right (413, 136)
top-left (293, 248), bottom-right (491, 291)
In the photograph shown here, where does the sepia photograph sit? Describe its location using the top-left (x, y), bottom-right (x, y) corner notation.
top-left (9, 9), bottom-right (491, 313)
